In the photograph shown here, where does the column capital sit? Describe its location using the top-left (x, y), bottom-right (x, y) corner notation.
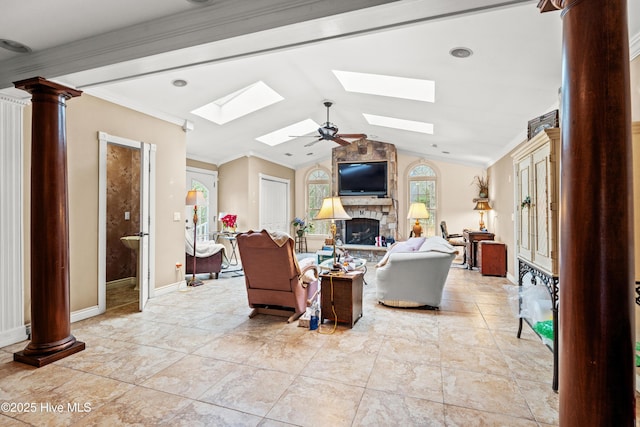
top-left (14, 76), bottom-right (82, 99)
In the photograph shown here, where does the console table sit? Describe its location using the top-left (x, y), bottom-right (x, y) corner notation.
top-left (463, 230), bottom-right (494, 269)
top-left (517, 258), bottom-right (559, 391)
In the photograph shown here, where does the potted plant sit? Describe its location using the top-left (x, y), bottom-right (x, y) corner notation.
top-left (472, 175), bottom-right (489, 198)
top-left (292, 217), bottom-right (313, 236)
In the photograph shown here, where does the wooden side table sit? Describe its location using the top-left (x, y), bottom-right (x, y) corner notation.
top-left (463, 230), bottom-right (495, 269)
top-left (479, 241), bottom-right (507, 276)
top-left (320, 271), bottom-right (363, 328)
top-left (295, 235), bottom-right (307, 253)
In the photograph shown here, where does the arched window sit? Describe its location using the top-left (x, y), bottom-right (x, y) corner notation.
top-left (408, 163), bottom-right (438, 237)
top-left (306, 168), bottom-right (331, 235)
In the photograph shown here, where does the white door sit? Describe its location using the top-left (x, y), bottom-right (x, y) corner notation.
top-left (186, 168), bottom-right (218, 240)
top-left (259, 174), bottom-right (289, 232)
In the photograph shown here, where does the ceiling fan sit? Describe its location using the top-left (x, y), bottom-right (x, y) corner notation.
top-left (301, 101), bottom-right (367, 147)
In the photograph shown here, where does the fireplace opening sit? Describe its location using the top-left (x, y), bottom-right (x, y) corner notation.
top-left (343, 218), bottom-right (380, 245)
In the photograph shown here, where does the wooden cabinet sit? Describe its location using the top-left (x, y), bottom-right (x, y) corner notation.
top-left (479, 241), bottom-right (506, 277)
top-left (320, 271), bottom-right (363, 328)
top-left (512, 128), bottom-right (560, 276)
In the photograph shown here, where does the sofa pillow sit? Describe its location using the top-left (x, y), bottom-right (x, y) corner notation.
top-left (375, 237), bottom-right (426, 267)
top-left (419, 236), bottom-right (457, 253)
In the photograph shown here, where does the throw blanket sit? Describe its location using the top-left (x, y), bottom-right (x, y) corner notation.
top-left (185, 230), bottom-right (225, 257)
top-left (268, 230), bottom-right (292, 247)
top-left (375, 236), bottom-right (456, 267)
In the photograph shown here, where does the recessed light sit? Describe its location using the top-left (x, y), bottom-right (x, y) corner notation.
top-left (0, 39), bottom-right (31, 53)
top-left (442, 151), bottom-right (450, 154)
top-left (307, 152), bottom-right (314, 156)
top-left (284, 153), bottom-right (293, 156)
top-left (186, 0), bottom-right (214, 4)
top-left (431, 144), bottom-right (438, 148)
top-left (172, 79), bottom-right (188, 87)
top-left (449, 47), bottom-right (473, 58)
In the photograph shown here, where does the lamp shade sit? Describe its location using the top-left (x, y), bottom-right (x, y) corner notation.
top-left (185, 190), bottom-right (206, 206)
top-left (474, 200), bottom-right (492, 211)
top-left (407, 202), bottom-right (430, 219)
top-left (314, 197), bottom-right (352, 220)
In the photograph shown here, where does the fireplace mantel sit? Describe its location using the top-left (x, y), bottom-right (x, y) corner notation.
top-left (341, 197), bottom-right (392, 206)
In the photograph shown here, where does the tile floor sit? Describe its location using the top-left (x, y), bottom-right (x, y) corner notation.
top-left (0, 264), bottom-right (560, 426)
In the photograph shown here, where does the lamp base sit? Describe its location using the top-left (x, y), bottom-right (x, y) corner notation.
top-left (412, 221), bottom-right (423, 237)
top-left (188, 277), bottom-right (204, 287)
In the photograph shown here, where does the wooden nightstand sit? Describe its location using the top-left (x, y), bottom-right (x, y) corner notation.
top-left (320, 271), bottom-right (363, 328)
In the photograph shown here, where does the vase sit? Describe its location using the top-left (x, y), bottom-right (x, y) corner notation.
top-left (297, 230), bottom-right (304, 237)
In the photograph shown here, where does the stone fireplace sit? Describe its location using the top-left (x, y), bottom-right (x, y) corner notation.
top-left (332, 139), bottom-right (398, 247)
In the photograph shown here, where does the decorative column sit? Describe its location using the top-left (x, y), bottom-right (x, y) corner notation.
top-left (13, 77), bottom-right (85, 367)
top-left (539, 1), bottom-right (635, 425)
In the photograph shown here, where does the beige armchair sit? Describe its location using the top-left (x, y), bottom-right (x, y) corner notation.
top-left (236, 229), bottom-right (318, 322)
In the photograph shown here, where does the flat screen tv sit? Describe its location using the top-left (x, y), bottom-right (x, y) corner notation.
top-left (338, 161), bottom-right (388, 197)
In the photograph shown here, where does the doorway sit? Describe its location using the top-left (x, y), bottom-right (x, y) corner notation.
top-left (186, 167), bottom-right (218, 241)
top-left (98, 132), bottom-right (156, 313)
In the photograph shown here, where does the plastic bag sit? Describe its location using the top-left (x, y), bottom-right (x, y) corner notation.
top-left (504, 284), bottom-right (552, 323)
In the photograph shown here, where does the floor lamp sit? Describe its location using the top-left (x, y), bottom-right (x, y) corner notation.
top-left (314, 196), bottom-right (351, 271)
top-left (186, 190), bottom-right (206, 286)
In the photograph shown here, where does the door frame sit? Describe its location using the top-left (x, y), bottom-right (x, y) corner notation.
top-left (98, 131), bottom-right (156, 312)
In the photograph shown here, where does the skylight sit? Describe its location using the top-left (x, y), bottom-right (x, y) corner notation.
top-left (363, 113), bottom-right (434, 134)
top-left (332, 70), bottom-right (435, 102)
top-left (191, 81), bottom-right (283, 125)
top-left (256, 119), bottom-right (320, 146)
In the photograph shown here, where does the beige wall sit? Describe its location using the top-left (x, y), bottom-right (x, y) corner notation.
top-left (23, 94), bottom-right (186, 319)
top-left (218, 156), bottom-right (295, 232)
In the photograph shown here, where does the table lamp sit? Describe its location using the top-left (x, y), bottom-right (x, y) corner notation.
top-left (186, 189), bottom-right (206, 286)
top-left (314, 196), bottom-right (351, 271)
top-left (474, 200), bottom-right (492, 230)
top-left (407, 202), bottom-right (430, 237)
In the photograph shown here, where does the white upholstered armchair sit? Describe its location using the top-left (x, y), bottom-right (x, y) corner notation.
top-left (376, 237), bottom-right (456, 308)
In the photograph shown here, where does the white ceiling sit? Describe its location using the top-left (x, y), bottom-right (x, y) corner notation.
top-left (2, 0), bottom-right (639, 169)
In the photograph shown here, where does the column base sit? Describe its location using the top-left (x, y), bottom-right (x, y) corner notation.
top-left (14, 341), bottom-right (85, 368)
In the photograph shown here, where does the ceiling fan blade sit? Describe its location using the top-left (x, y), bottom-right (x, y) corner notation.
top-left (337, 133), bottom-right (367, 139)
top-left (332, 136), bottom-right (351, 146)
top-left (304, 137), bottom-right (323, 147)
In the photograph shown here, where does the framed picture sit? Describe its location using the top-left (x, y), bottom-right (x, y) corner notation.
top-left (528, 109), bottom-right (559, 140)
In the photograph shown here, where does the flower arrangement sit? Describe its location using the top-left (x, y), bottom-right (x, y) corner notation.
top-left (292, 217), bottom-right (314, 235)
top-left (521, 196), bottom-right (531, 209)
top-left (221, 214), bottom-right (237, 229)
top-left (472, 175), bottom-right (489, 198)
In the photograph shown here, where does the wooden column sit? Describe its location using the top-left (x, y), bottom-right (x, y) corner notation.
top-left (539, 1), bottom-right (635, 425)
top-left (13, 77), bottom-right (85, 367)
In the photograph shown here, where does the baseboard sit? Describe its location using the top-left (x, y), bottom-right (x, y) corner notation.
top-left (0, 326), bottom-right (28, 348)
top-left (153, 280), bottom-right (187, 297)
top-left (71, 305), bottom-right (103, 323)
top-left (106, 277), bottom-right (136, 288)
top-left (506, 272), bottom-right (516, 284)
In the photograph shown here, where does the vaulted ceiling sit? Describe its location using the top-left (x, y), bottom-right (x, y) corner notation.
top-left (1, 0), bottom-right (638, 168)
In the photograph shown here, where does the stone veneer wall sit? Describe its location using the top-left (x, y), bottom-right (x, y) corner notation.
top-left (332, 139), bottom-right (398, 242)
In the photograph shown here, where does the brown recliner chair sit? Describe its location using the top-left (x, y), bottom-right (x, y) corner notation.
top-left (440, 221), bottom-right (466, 265)
top-left (236, 229), bottom-right (319, 323)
